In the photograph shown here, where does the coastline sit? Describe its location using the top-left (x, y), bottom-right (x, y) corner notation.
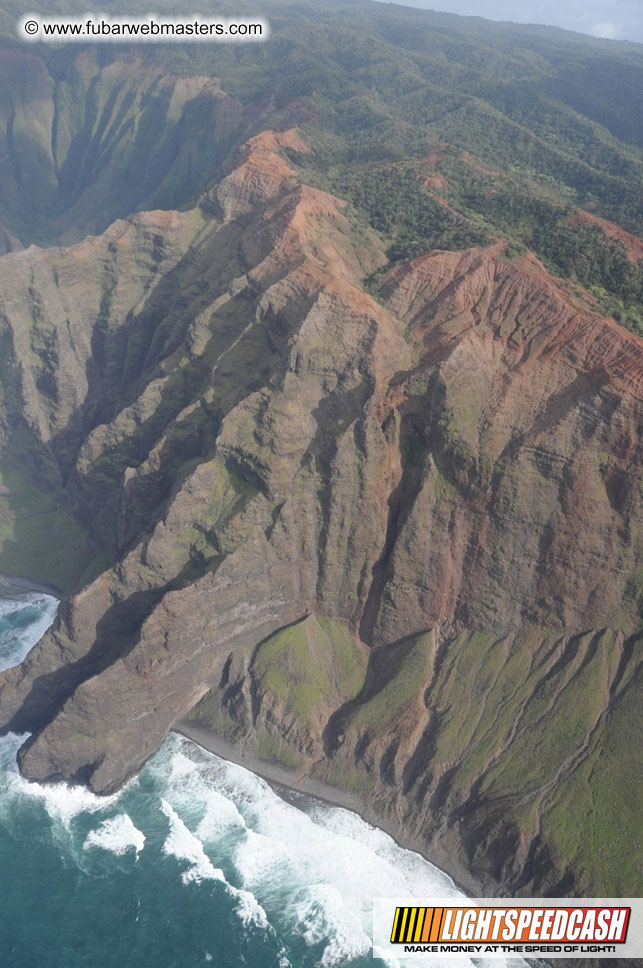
top-left (175, 722), bottom-right (363, 813)
top-left (0, 577), bottom-right (481, 899)
top-left (0, 573), bottom-right (63, 600)
top-left (0, 579), bottom-right (480, 898)
top-left (175, 720), bottom-right (480, 898)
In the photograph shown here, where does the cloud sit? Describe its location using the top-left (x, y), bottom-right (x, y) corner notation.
top-left (377, 1), bottom-right (643, 44)
top-left (591, 21), bottom-right (620, 38)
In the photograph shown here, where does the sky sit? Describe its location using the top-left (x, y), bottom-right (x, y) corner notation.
top-left (376, 0), bottom-right (643, 43)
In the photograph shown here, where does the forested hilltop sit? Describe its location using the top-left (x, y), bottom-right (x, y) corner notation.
top-left (1, 0), bottom-right (642, 331)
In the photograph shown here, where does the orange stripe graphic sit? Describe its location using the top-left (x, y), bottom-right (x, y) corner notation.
top-left (421, 907), bottom-right (434, 943)
top-left (431, 908), bottom-right (444, 942)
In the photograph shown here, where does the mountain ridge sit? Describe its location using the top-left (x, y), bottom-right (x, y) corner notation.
top-left (0, 4), bottom-right (642, 899)
top-left (0, 121), bottom-right (641, 896)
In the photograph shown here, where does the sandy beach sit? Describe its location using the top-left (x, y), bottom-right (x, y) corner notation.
top-left (0, 573), bottom-right (63, 600)
top-left (175, 720), bottom-right (479, 897)
top-left (175, 721), bottom-right (363, 813)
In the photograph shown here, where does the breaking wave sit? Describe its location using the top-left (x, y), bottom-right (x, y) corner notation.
top-left (0, 586), bottom-right (59, 674)
top-left (161, 798), bottom-right (226, 884)
top-left (0, 585), bottom-right (529, 968)
top-left (84, 814), bottom-right (146, 856)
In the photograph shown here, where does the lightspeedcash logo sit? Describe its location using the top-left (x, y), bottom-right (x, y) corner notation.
top-left (373, 898), bottom-right (643, 959)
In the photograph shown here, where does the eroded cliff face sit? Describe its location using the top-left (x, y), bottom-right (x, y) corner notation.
top-left (0, 47), bottom-right (297, 246)
top-left (0, 120), bottom-right (641, 897)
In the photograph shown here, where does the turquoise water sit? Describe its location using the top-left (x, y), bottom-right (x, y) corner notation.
top-left (0, 585), bottom-right (520, 968)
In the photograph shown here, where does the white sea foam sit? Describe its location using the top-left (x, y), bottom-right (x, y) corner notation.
top-left (0, 597), bottom-right (23, 619)
top-left (0, 728), bottom-right (116, 825)
top-left (214, 755), bottom-right (276, 809)
top-left (159, 748), bottom-right (247, 842)
top-left (0, 598), bottom-right (123, 860)
top-left (0, 728), bottom-right (118, 824)
top-left (306, 801), bottom-right (459, 900)
top-left (196, 789), bottom-right (247, 841)
top-left (226, 764), bottom-right (456, 951)
top-left (6, 768), bottom-right (118, 824)
top-left (166, 749), bottom-right (200, 781)
top-left (292, 883), bottom-right (371, 968)
top-left (158, 740), bottom-right (455, 959)
top-left (165, 740), bottom-right (532, 968)
top-left (0, 591), bottom-right (59, 673)
top-left (231, 886), bottom-right (271, 930)
top-left (157, 771), bottom-right (273, 932)
top-left (180, 746), bottom-right (466, 964)
top-left (0, 589), bottom-right (55, 619)
top-left (233, 826), bottom-right (294, 889)
top-left (161, 799), bottom-right (226, 885)
top-left (0, 732), bottom-right (27, 774)
top-left (84, 814), bottom-right (146, 856)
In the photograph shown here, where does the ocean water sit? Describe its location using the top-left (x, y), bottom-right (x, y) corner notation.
top-left (0, 585), bottom-right (524, 968)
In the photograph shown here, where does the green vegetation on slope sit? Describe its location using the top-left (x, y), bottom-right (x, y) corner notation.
top-left (397, 628), bottom-right (642, 895)
top-left (346, 631), bottom-right (433, 733)
top-left (0, 463), bottom-right (109, 592)
top-left (188, 621), bottom-right (643, 893)
top-left (333, 165), bottom-right (489, 263)
top-left (188, 615), bottom-right (368, 771)
top-left (439, 156), bottom-right (643, 334)
top-left (329, 154), bottom-right (643, 336)
top-left (175, 463), bottom-right (259, 580)
top-left (1, 0), bottom-right (643, 249)
top-left (0, 0), bottom-right (640, 896)
top-left (0, 0), bottom-right (642, 330)
top-left (542, 649), bottom-right (643, 893)
top-left (253, 615), bottom-right (367, 725)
